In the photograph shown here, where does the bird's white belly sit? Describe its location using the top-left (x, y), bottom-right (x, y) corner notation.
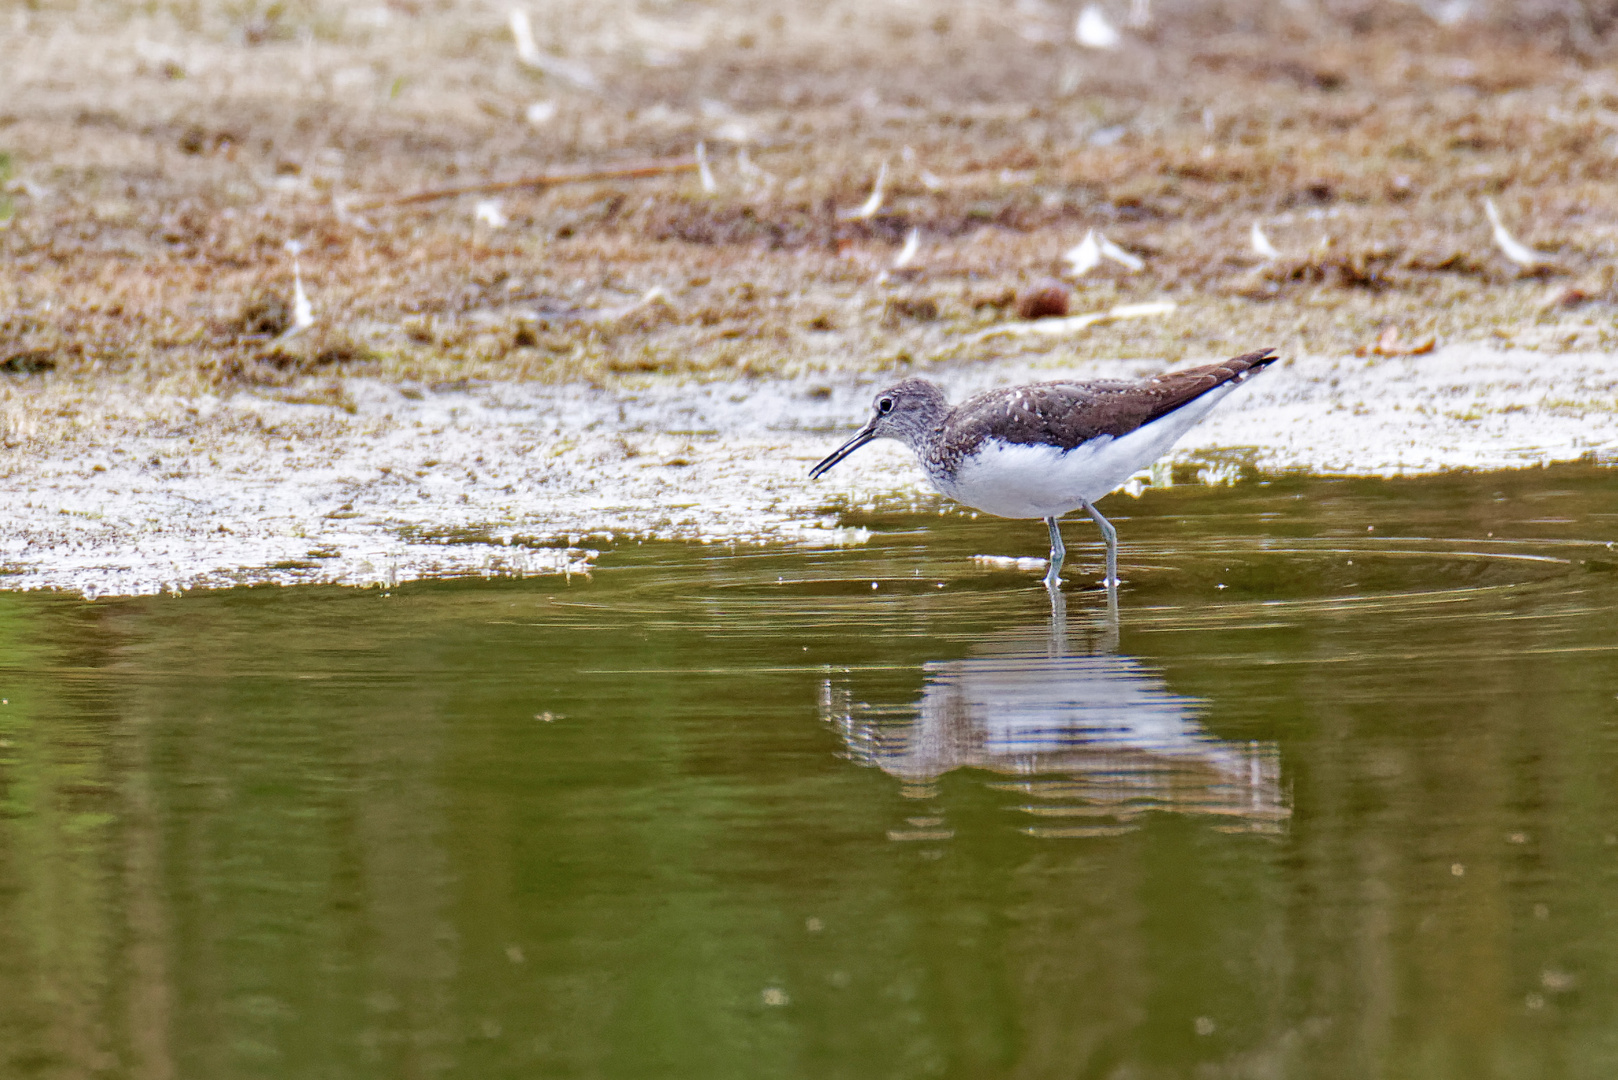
top-left (930, 384), bottom-right (1236, 519)
top-left (934, 440), bottom-right (1116, 518)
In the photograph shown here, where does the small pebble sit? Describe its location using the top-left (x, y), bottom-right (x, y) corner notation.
top-left (1015, 278), bottom-right (1071, 320)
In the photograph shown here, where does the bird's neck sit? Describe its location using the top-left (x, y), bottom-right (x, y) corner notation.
top-left (895, 389), bottom-right (951, 455)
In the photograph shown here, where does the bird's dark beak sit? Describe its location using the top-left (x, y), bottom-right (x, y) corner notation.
top-left (809, 421), bottom-right (877, 479)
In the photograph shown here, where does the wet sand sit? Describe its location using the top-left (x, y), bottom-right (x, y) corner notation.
top-left (5, 342), bottom-right (1615, 595)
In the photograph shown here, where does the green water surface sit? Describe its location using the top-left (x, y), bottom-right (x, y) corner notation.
top-left (3, 467), bottom-right (1618, 1079)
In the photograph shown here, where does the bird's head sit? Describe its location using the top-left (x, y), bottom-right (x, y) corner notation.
top-left (809, 378), bottom-right (950, 479)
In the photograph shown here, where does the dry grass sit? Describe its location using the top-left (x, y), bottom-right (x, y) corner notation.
top-left (4, 0), bottom-right (1618, 403)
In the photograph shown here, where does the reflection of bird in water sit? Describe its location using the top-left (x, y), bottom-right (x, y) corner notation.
top-left (822, 594), bottom-right (1289, 838)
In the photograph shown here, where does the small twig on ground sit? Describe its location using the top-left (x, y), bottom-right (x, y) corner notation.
top-left (970, 300), bottom-right (1175, 342)
top-left (348, 156), bottom-right (698, 211)
top-left (1356, 326), bottom-right (1436, 357)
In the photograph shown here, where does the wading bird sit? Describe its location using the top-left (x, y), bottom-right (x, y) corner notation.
top-left (809, 349), bottom-right (1278, 590)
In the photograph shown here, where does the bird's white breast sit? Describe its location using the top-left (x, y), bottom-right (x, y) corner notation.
top-left (927, 382), bottom-right (1239, 518)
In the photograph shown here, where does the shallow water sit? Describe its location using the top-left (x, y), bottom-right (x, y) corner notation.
top-left (3, 466), bottom-right (1618, 1078)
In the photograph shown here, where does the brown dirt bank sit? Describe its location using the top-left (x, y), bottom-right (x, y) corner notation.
top-left (4, 0), bottom-right (1618, 407)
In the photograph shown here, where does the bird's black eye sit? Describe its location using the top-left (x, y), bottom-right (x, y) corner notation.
top-left (877, 397), bottom-right (894, 415)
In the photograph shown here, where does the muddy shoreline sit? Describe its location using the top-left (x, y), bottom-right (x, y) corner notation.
top-left (8, 0), bottom-right (1618, 392)
top-left (4, 342), bottom-right (1614, 596)
top-left (7, 1), bottom-right (1618, 592)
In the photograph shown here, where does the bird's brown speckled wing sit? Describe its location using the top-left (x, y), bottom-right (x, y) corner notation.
top-left (944, 349), bottom-right (1278, 454)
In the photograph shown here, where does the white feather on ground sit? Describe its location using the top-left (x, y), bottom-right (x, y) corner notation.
top-left (893, 228), bottom-right (921, 269)
top-left (289, 259), bottom-right (314, 336)
top-left (1075, 5), bottom-right (1121, 48)
top-left (1096, 232), bottom-right (1144, 270)
top-left (1064, 230), bottom-right (1102, 276)
top-left (1065, 229), bottom-right (1142, 275)
top-left (695, 142), bottom-right (716, 194)
top-left (1483, 198), bottom-right (1546, 268)
top-left (508, 9), bottom-right (601, 93)
top-left (1250, 221), bottom-right (1280, 260)
top-left (474, 200), bottom-right (508, 228)
top-left (843, 162), bottom-right (887, 220)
